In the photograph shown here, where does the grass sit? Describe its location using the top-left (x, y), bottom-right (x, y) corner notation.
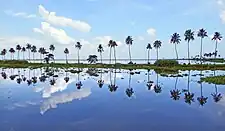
top-left (201, 76), bottom-right (225, 85)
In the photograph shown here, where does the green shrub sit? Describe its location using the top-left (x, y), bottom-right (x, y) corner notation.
top-left (0, 60), bottom-right (29, 64)
top-left (154, 60), bottom-right (179, 67)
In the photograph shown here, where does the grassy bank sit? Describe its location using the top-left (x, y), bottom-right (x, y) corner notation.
top-left (201, 76), bottom-right (225, 85)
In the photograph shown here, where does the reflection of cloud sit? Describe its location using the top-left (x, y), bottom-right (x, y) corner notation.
top-left (4, 101), bottom-right (39, 110)
top-left (40, 88), bottom-right (91, 115)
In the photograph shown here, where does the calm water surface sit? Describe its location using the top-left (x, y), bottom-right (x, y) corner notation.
top-left (1, 68), bottom-right (225, 131)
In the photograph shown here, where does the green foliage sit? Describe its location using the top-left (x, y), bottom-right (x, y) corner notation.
top-left (201, 76), bottom-right (225, 85)
top-left (0, 60), bottom-right (29, 64)
top-left (154, 60), bottom-right (179, 67)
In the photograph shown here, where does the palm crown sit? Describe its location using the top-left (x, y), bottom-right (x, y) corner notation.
top-left (125, 36), bottom-right (133, 45)
top-left (170, 33), bottom-right (181, 44)
top-left (75, 42), bottom-right (82, 49)
top-left (153, 40), bottom-right (162, 49)
top-left (146, 43), bottom-right (152, 49)
top-left (212, 32), bottom-right (222, 41)
top-left (184, 29), bottom-right (195, 42)
top-left (97, 44), bottom-right (104, 53)
top-left (197, 28), bottom-right (208, 38)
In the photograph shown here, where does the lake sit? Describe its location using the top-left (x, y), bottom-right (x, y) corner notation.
top-left (1, 68), bottom-right (225, 131)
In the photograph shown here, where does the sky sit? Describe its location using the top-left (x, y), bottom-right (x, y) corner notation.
top-left (0, 0), bottom-right (224, 60)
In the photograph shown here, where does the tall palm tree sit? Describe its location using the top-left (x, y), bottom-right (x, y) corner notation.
top-left (170, 33), bottom-right (181, 60)
top-left (31, 45), bottom-right (37, 61)
top-left (9, 48), bottom-right (15, 60)
top-left (26, 43), bottom-right (32, 61)
top-left (64, 48), bottom-right (69, 64)
top-left (2, 49), bottom-right (7, 60)
top-left (108, 40), bottom-right (113, 64)
top-left (38, 47), bottom-right (45, 63)
top-left (153, 40), bottom-right (162, 60)
top-left (16, 44), bottom-right (22, 60)
top-left (49, 44), bottom-right (55, 63)
top-left (112, 41), bottom-right (118, 64)
top-left (125, 36), bottom-right (133, 64)
top-left (184, 29), bottom-right (195, 64)
top-left (97, 44), bottom-right (104, 64)
top-left (146, 43), bottom-right (152, 64)
top-left (75, 42), bottom-right (82, 64)
top-left (21, 47), bottom-right (26, 60)
top-left (212, 32), bottom-right (222, 60)
top-left (197, 28), bottom-right (208, 59)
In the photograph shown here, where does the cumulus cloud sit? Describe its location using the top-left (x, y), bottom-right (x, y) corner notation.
top-left (38, 5), bottom-right (91, 32)
top-left (147, 28), bottom-right (156, 37)
top-left (220, 11), bottom-right (225, 23)
top-left (33, 22), bottom-right (75, 45)
top-left (217, 0), bottom-right (225, 23)
top-left (4, 10), bottom-right (36, 19)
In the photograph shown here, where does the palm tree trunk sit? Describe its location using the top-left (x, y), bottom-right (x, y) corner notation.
top-left (188, 70), bottom-right (190, 91)
top-left (114, 69), bottom-right (116, 85)
top-left (114, 47), bottom-right (116, 64)
top-left (157, 49), bottom-right (159, 60)
top-left (33, 53), bottom-right (35, 62)
top-left (128, 45), bottom-right (131, 62)
top-left (156, 74), bottom-right (159, 85)
top-left (109, 48), bottom-right (112, 64)
top-left (188, 41), bottom-right (190, 64)
top-left (40, 53), bottom-right (42, 63)
top-left (175, 44), bottom-right (178, 60)
top-left (200, 38), bottom-right (203, 59)
top-left (17, 51), bottom-right (19, 60)
top-left (214, 40), bottom-right (218, 65)
top-left (77, 49), bottom-right (80, 64)
top-left (129, 72), bottom-right (131, 88)
top-left (148, 49), bottom-right (150, 64)
top-left (28, 50), bottom-right (30, 61)
top-left (23, 52), bottom-right (25, 60)
top-left (66, 54), bottom-right (68, 64)
top-left (100, 52), bottom-right (102, 64)
top-left (11, 53), bottom-right (13, 60)
top-left (147, 70), bottom-right (150, 82)
top-left (175, 76), bottom-right (178, 90)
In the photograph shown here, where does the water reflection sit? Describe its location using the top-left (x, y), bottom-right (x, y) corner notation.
top-left (184, 71), bottom-right (195, 105)
top-left (197, 71), bottom-right (208, 106)
top-left (126, 70), bottom-right (134, 97)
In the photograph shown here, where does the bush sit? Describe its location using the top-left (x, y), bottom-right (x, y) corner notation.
top-left (154, 60), bottom-right (179, 67)
top-left (0, 60), bottom-right (29, 64)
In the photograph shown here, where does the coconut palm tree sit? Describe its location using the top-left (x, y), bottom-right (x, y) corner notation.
top-left (108, 40), bottom-right (113, 64)
top-left (21, 47), bottom-right (26, 60)
top-left (16, 44), bottom-right (22, 60)
top-left (170, 33), bottom-right (181, 60)
top-left (212, 32), bottom-right (222, 60)
top-left (197, 28), bottom-right (208, 59)
top-left (31, 45), bottom-right (37, 62)
top-left (38, 47), bottom-right (43, 63)
top-left (9, 48), bottom-right (15, 60)
top-left (125, 36), bottom-right (133, 64)
top-left (146, 43), bottom-right (152, 64)
top-left (49, 44), bottom-right (55, 63)
top-left (112, 41), bottom-right (118, 64)
top-left (97, 44), bottom-right (104, 64)
top-left (75, 42), bottom-right (82, 64)
top-left (26, 43), bottom-right (32, 61)
top-left (2, 49), bottom-right (7, 60)
top-left (184, 29), bottom-right (195, 64)
top-left (153, 40), bottom-right (162, 60)
top-left (64, 48), bottom-right (69, 64)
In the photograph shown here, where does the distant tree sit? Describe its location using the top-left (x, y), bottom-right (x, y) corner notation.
top-left (64, 48), bottom-right (69, 64)
top-left (26, 43), bottom-right (32, 61)
top-left (197, 28), bottom-right (208, 59)
top-left (31, 45), bottom-right (37, 61)
top-left (21, 47), bottom-right (26, 60)
top-left (49, 44), bottom-right (55, 63)
top-left (97, 44), bottom-right (104, 64)
top-left (75, 42), bottom-right (82, 64)
top-left (146, 43), bottom-right (152, 64)
top-left (87, 55), bottom-right (98, 64)
top-left (9, 48), bottom-right (15, 60)
top-left (112, 41), bottom-right (118, 64)
top-left (184, 29), bottom-right (195, 64)
top-left (153, 40), bottom-right (162, 60)
top-left (125, 36), bottom-right (133, 64)
top-left (212, 32), bottom-right (222, 60)
top-left (16, 44), bottom-right (22, 60)
top-left (170, 33), bottom-right (181, 60)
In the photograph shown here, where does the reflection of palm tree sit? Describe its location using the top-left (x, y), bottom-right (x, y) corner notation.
top-left (16, 69), bottom-right (22, 84)
top-left (184, 71), bottom-right (195, 104)
top-left (211, 71), bottom-right (222, 103)
top-left (197, 71), bottom-right (208, 106)
top-left (170, 76), bottom-right (181, 100)
top-left (98, 68), bottom-right (104, 88)
top-left (154, 74), bottom-right (162, 93)
top-left (64, 70), bottom-right (70, 83)
top-left (50, 78), bottom-right (56, 85)
top-left (146, 70), bottom-right (153, 90)
top-left (126, 71), bottom-right (134, 97)
top-left (1, 71), bottom-right (7, 79)
top-left (76, 69), bottom-right (83, 89)
top-left (108, 68), bottom-right (118, 92)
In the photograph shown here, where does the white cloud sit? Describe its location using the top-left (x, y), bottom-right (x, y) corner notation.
top-left (38, 5), bottom-right (91, 32)
top-left (147, 28), bottom-right (156, 37)
top-left (220, 10), bottom-right (225, 23)
top-left (33, 22), bottom-right (75, 45)
top-left (94, 36), bottom-right (122, 46)
top-left (137, 36), bottom-right (145, 41)
top-left (4, 10), bottom-right (36, 19)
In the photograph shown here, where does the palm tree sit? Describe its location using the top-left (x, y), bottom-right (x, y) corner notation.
top-left (112, 41), bottom-right (118, 64)
top-left (16, 44), bottom-right (22, 60)
top-left (153, 40), bottom-right (162, 61)
top-left (108, 40), bottom-right (113, 64)
top-left (26, 43), bottom-right (32, 61)
top-left (154, 74), bottom-right (162, 93)
top-left (184, 29), bottom-right (195, 64)
top-left (170, 33), bottom-right (181, 60)
top-left (21, 47), bottom-right (26, 60)
top-left (212, 32), bottom-right (222, 60)
top-left (38, 47), bottom-right (46, 63)
top-left (9, 48), bottom-right (15, 60)
top-left (64, 48), bottom-right (69, 64)
top-left (146, 43), bottom-right (152, 64)
top-left (87, 55), bottom-right (98, 64)
top-left (97, 44), bottom-right (104, 64)
top-left (31, 45), bottom-right (37, 62)
top-left (125, 36), bottom-right (133, 64)
top-left (2, 49), bottom-right (7, 60)
top-left (49, 44), bottom-right (55, 63)
top-left (75, 42), bottom-right (82, 64)
top-left (197, 28), bottom-right (208, 59)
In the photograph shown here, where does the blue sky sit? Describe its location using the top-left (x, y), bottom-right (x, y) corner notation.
top-left (0, 0), bottom-right (224, 60)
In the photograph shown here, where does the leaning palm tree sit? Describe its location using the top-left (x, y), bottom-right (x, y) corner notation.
top-left (153, 40), bottom-right (162, 60)
top-left (184, 29), bottom-right (195, 64)
top-left (21, 47), bottom-right (26, 60)
top-left (26, 43), bottom-right (32, 61)
top-left (97, 44), bottom-right (104, 64)
top-left (212, 32), bottom-right (222, 60)
top-left (64, 48), bottom-right (69, 64)
top-left (75, 42), bottom-right (82, 64)
top-left (9, 48), bottom-right (15, 60)
top-left (108, 40), bottom-right (113, 64)
top-left (31, 45), bottom-right (37, 62)
top-left (112, 41), bottom-right (118, 64)
top-left (170, 33), bottom-right (181, 60)
top-left (16, 44), bottom-right (22, 60)
top-left (197, 28), bottom-right (208, 59)
top-left (146, 43), bottom-right (152, 64)
top-left (49, 44), bottom-right (55, 63)
top-left (125, 36), bottom-right (133, 64)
